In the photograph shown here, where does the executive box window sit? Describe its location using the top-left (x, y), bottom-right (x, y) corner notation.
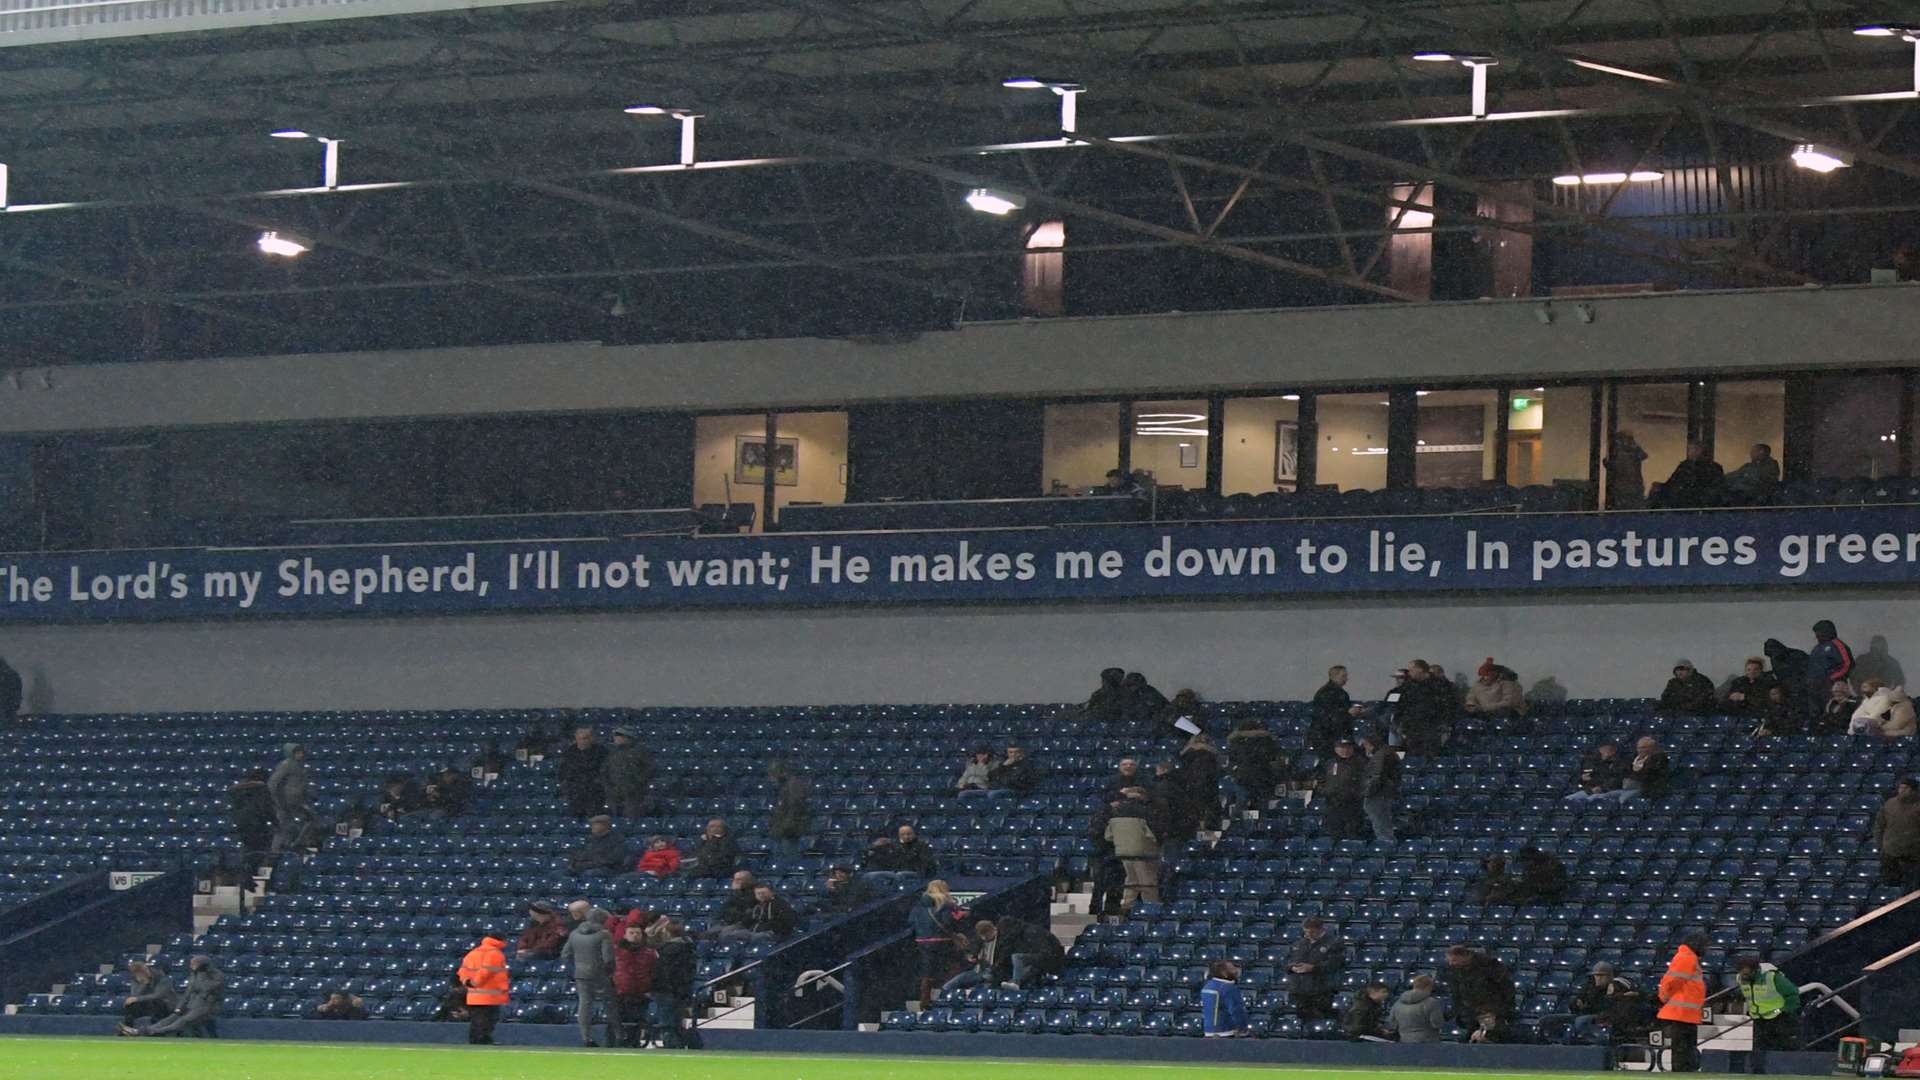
top-left (1222, 395), bottom-right (1302, 496)
top-left (1606, 382), bottom-right (1690, 509)
top-left (1808, 373), bottom-right (1901, 479)
top-left (1414, 388), bottom-right (1499, 489)
top-left (847, 401), bottom-right (1043, 502)
top-left (1043, 402), bottom-right (1121, 495)
top-left (694, 412), bottom-right (847, 531)
top-left (1129, 400), bottom-right (1208, 491)
top-left (1507, 384), bottom-right (1594, 490)
top-left (1713, 380), bottom-right (1786, 478)
top-left (1316, 392), bottom-right (1389, 492)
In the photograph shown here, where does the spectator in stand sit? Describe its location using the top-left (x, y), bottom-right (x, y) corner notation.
top-left (955, 750), bottom-right (994, 796)
top-left (1765, 637), bottom-right (1812, 722)
top-left (1443, 944), bottom-right (1516, 1026)
top-left (1104, 758), bottom-right (1144, 802)
top-left (1319, 739), bottom-right (1367, 841)
top-left (228, 768), bottom-right (274, 875)
top-left (1618, 736), bottom-right (1674, 803)
top-left (601, 727), bottom-right (654, 820)
top-left (988, 746), bottom-right (1040, 797)
top-left (1873, 778), bottom-right (1920, 888)
top-left (1723, 658), bottom-right (1778, 723)
top-left (1165, 689), bottom-right (1208, 738)
top-left (1513, 846), bottom-right (1571, 903)
top-left (1172, 733), bottom-right (1223, 836)
top-left (424, 766), bottom-right (473, 818)
top-left (123, 955), bottom-right (224, 1038)
top-left (0, 654), bottom-right (20, 723)
top-left (515, 901), bottom-right (570, 961)
top-left (556, 727), bottom-right (608, 819)
top-left (1200, 959), bottom-right (1250, 1037)
top-left (1651, 441), bottom-right (1725, 509)
top-left (1088, 796), bottom-right (1125, 925)
top-left (119, 960), bottom-right (178, 1028)
top-left (1309, 665), bottom-right (1368, 754)
top-left (1472, 854), bottom-right (1519, 903)
top-left (1084, 668), bottom-right (1127, 725)
top-left (1105, 787), bottom-right (1163, 908)
top-left (1605, 430), bottom-right (1648, 510)
top-left (635, 835), bottom-right (682, 878)
top-left (1734, 955), bottom-right (1802, 1075)
top-left (1390, 975), bottom-right (1448, 1043)
top-left (911, 879), bottom-right (965, 1007)
top-left (873, 824), bottom-right (939, 880)
top-left (1816, 681), bottom-right (1863, 736)
top-left (648, 919), bottom-right (700, 1050)
top-left (1660, 660), bottom-right (1719, 716)
top-left (610, 910), bottom-right (658, 1047)
top-left (716, 870), bottom-right (756, 927)
top-left (1469, 1009), bottom-right (1514, 1044)
top-left (376, 774), bottom-right (426, 820)
top-left (768, 762), bottom-right (813, 855)
top-left (1225, 718), bottom-right (1283, 820)
top-left (1853, 680), bottom-right (1918, 737)
top-left (562, 907), bottom-right (619, 1048)
top-left (1120, 671), bottom-right (1169, 734)
top-left (566, 815), bottom-right (628, 876)
top-left (566, 899), bottom-right (591, 927)
top-left (267, 743), bottom-right (316, 853)
top-left (1359, 733), bottom-right (1400, 845)
top-left (1566, 741), bottom-right (1627, 803)
top-left (739, 884), bottom-right (798, 943)
top-left (686, 819), bottom-right (739, 879)
top-left (1343, 983), bottom-right (1393, 1041)
top-left (1558, 962), bottom-right (1641, 1046)
top-left (1397, 661), bottom-right (1453, 756)
top-left (313, 991), bottom-right (368, 1020)
top-left (1465, 659), bottom-right (1527, 720)
top-left (1286, 916), bottom-right (1346, 1021)
top-left (1809, 620), bottom-right (1857, 706)
top-left (1757, 685), bottom-right (1798, 737)
top-left (823, 865), bottom-right (873, 914)
top-left (995, 915), bottom-right (1065, 989)
top-left (1657, 932), bottom-right (1709, 1072)
top-left (940, 919), bottom-right (1003, 996)
top-left (1724, 443), bottom-right (1781, 504)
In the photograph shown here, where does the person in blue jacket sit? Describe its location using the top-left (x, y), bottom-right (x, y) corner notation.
top-left (1808, 621), bottom-right (1855, 703)
top-left (1200, 959), bottom-right (1250, 1037)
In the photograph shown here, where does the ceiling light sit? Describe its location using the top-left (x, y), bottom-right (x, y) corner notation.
top-left (965, 188), bottom-right (1026, 215)
top-left (256, 230), bottom-right (311, 258)
top-left (269, 130), bottom-right (342, 188)
top-left (1552, 171), bottom-right (1664, 186)
top-left (625, 106), bottom-right (704, 166)
top-left (1281, 394), bottom-right (1301, 401)
top-left (1003, 78), bottom-right (1085, 133)
top-left (269, 129), bottom-right (312, 139)
top-left (1415, 390), bottom-right (1432, 396)
top-left (1854, 25), bottom-right (1920, 40)
top-left (1791, 143), bottom-right (1853, 173)
top-left (1411, 52), bottom-right (1498, 117)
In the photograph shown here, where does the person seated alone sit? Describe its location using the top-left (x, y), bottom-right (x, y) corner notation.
top-left (1722, 657), bottom-right (1778, 722)
top-left (515, 901), bottom-right (570, 961)
top-left (423, 767), bottom-right (473, 817)
top-left (1757, 685), bottom-right (1798, 737)
top-left (688, 819), bottom-right (740, 879)
top-left (1660, 660), bottom-right (1719, 716)
top-left (1464, 658), bottom-right (1527, 719)
top-left (313, 991), bottom-right (367, 1020)
top-left (565, 815), bottom-right (629, 876)
top-left (1512, 846), bottom-right (1570, 903)
top-left (823, 865), bottom-right (874, 914)
top-left (1723, 443), bottom-right (1781, 504)
top-left (867, 825), bottom-right (938, 879)
top-left (988, 746), bottom-right (1039, 796)
top-left (635, 835), bottom-right (682, 877)
top-left (1343, 983), bottom-right (1393, 1041)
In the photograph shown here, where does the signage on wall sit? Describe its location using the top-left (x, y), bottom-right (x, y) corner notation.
top-left (109, 870), bottom-right (164, 890)
top-left (0, 508), bottom-right (1916, 623)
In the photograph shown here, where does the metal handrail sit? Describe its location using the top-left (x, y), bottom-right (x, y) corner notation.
top-left (695, 956), bottom-right (856, 1029)
top-left (1700, 975), bottom-right (1868, 1048)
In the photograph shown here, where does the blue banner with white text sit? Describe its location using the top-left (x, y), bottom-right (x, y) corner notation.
top-left (2, 509), bottom-right (1919, 622)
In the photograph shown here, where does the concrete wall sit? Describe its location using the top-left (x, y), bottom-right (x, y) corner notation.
top-left (6, 588), bottom-right (1912, 714)
top-left (4, 285), bottom-right (1918, 435)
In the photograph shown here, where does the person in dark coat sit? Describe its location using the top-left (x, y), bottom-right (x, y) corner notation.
top-left (1084, 667), bottom-right (1127, 725)
top-left (1172, 735), bottom-right (1223, 835)
top-left (1815, 681), bottom-right (1863, 736)
top-left (1396, 661), bottom-right (1453, 756)
top-left (516, 901), bottom-right (571, 960)
top-left (120, 960), bottom-right (179, 1027)
top-left (689, 819), bottom-right (740, 878)
top-left (1605, 430), bottom-right (1648, 510)
top-left (1226, 718), bottom-right (1283, 819)
top-left (1659, 660), bottom-right (1719, 716)
top-left (1319, 740), bottom-right (1367, 841)
top-left (566, 815), bottom-right (628, 875)
top-left (228, 768), bottom-right (275, 864)
top-left (424, 767), bottom-right (473, 818)
top-left (1163, 689), bottom-right (1207, 739)
top-left (1308, 665), bottom-right (1365, 754)
top-left (823, 865), bottom-right (874, 914)
top-left (768, 763), bottom-right (812, 855)
top-left (1764, 637), bottom-right (1812, 721)
top-left (601, 727), bottom-right (655, 820)
top-left (1722, 657), bottom-right (1779, 723)
top-left (267, 743), bottom-right (316, 853)
top-left (1444, 944), bottom-right (1516, 1024)
top-left (648, 919), bottom-right (700, 1050)
top-left (868, 824), bottom-right (938, 879)
top-left (1565, 741), bottom-right (1626, 803)
top-left (1119, 672), bottom-right (1169, 733)
top-left (1359, 733), bottom-right (1400, 844)
top-left (1103, 759), bottom-right (1146, 803)
top-left (313, 991), bottom-right (368, 1020)
top-left (994, 915), bottom-right (1066, 988)
top-left (1286, 917), bottom-right (1345, 1020)
top-left (1512, 845), bottom-right (1570, 903)
top-left (0, 655), bottom-right (21, 723)
top-left (556, 727), bottom-right (609, 819)
top-left (377, 774), bottom-right (427, 820)
top-left (987, 747), bottom-right (1039, 796)
top-left (716, 885), bottom-right (796, 944)
top-left (1651, 441), bottom-right (1725, 509)
top-left (1343, 983), bottom-right (1392, 1040)
top-left (1808, 620), bottom-right (1856, 705)
top-left (122, 955), bottom-right (224, 1037)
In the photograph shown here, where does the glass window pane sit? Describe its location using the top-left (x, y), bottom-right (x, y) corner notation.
top-left (1714, 380), bottom-right (1784, 499)
top-left (1316, 392), bottom-right (1390, 492)
top-left (1508, 384), bottom-right (1593, 489)
top-left (1415, 388), bottom-right (1499, 488)
top-left (1129, 400), bottom-right (1209, 491)
top-left (1043, 402), bottom-right (1121, 495)
top-left (771, 411), bottom-right (847, 515)
top-left (1607, 383), bottom-right (1689, 509)
top-left (694, 412), bottom-right (846, 531)
top-left (1810, 374), bottom-right (1901, 479)
top-left (1222, 395), bottom-right (1301, 495)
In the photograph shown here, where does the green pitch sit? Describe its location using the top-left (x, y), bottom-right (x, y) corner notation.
top-left (0, 1039), bottom-right (1625, 1080)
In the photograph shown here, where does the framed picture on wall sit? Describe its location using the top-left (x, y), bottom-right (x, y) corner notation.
top-left (735, 435), bottom-right (799, 486)
top-left (1275, 420), bottom-right (1300, 483)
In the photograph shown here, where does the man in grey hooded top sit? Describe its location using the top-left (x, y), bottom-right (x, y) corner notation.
top-left (1390, 974), bottom-right (1449, 1043)
top-left (122, 955), bottom-right (224, 1037)
top-left (267, 743), bottom-right (315, 852)
top-left (563, 907), bottom-right (619, 1047)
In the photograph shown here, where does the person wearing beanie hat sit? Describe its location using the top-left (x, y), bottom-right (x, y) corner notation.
top-left (566, 815), bottom-right (629, 876)
top-left (1659, 659), bottom-right (1718, 716)
top-left (516, 900), bottom-right (569, 961)
top-left (1465, 658), bottom-right (1528, 720)
top-left (601, 727), bottom-right (655, 821)
top-left (1808, 619), bottom-right (1856, 704)
top-left (1557, 960), bottom-right (1641, 1046)
top-left (266, 742), bottom-right (315, 853)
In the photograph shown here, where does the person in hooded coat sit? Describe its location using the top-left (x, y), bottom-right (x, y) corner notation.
top-left (1119, 672), bottom-right (1169, 734)
top-left (601, 727), bottom-right (655, 819)
top-left (563, 907), bottom-right (619, 1047)
top-left (1225, 718), bottom-right (1283, 820)
top-left (228, 768), bottom-right (275, 874)
top-left (1809, 620), bottom-right (1856, 704)
top-left (1084, 668), bottom-right (1127, 725)
top-left (1765, 637), bottom-right (1812, 722)
top-left (267, 743), bottom-right (315, 853)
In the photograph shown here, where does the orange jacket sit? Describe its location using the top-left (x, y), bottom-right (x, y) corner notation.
top-left (459, 937), bottom-right (511, 1007)
top-left (1657, 944), bottom-right (1706, 1024)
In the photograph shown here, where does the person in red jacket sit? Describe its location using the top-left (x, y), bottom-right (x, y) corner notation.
top-left (636, 836), bottom-right (683, 877)
top-left (610, 909), bottom-right (659, 1046)
top-left (514, 902), bottom-right (568, 961)
top-left (458, 933), bottom-right (511, 1045)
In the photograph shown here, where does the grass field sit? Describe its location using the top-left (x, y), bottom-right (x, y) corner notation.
top-left (0, 1039), bottom-right (1623, 1080)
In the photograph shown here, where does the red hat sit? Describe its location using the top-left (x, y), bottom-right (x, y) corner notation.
top-left (1478, 657), bottom-right (1498, 679)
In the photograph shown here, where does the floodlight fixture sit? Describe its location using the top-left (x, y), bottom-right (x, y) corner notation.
top-left (1551, 171), bottom-right (1665, 186)
top-left (1853, 26), bottom-right (1920, 92)
top-left (1413, 52), bottom-right (1499, 116)
top-left (256, 230), bottom-right (311, 258)
top-left (1791, 143), bottom-right (1854, 173)
top-left (965, 188), bottom-right (1026, 215)
top-left (625, 106), bottom-right (704, 166)
top-left (269, 130), bottom-right (342, 189)
top-left (1003, 78), bottom-right (1085, 132)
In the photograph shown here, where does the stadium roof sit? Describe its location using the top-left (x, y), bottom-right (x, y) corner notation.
top-left (2, 0), bottom-right (1918, 363)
